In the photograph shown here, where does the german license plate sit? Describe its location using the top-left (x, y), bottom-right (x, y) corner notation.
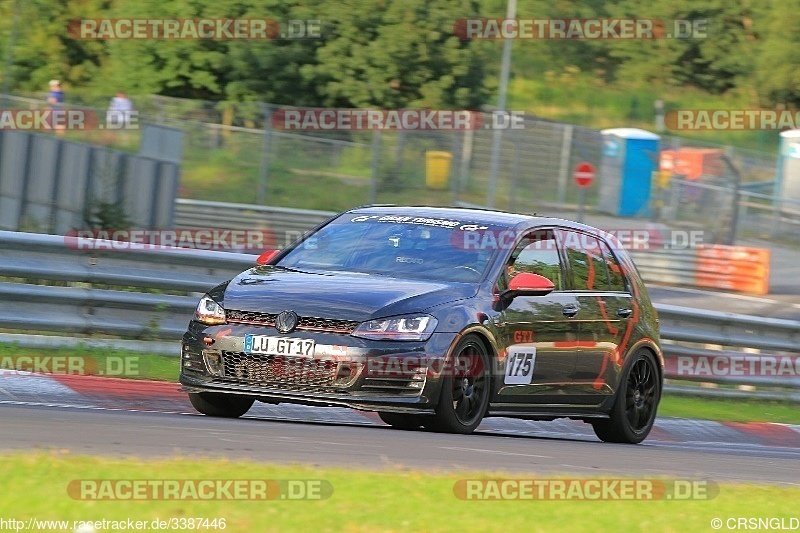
top-left (244, 335), bottom-right (315, 358)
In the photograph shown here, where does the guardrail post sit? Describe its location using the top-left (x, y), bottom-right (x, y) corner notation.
top-left (369, 130), bottom-right (382, 204)
top-left (723, 150), bottom-right (742, 245)
top-left (508, 133), bottom-right (521, 212)
top-left (556, 124), bottom-right (574, 206)
top-left (257, 103), bottom-right (273, 205)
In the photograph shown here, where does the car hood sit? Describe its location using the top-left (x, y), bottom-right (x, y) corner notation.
top-left (221, 267), bottom-right (478, 321)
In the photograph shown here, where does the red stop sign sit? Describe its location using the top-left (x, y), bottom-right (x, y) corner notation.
top-left (573, 162), bottom-right (595, 188)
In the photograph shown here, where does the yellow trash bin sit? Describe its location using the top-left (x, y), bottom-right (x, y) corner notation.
top-left (425, 151), bottom-right (452, 190)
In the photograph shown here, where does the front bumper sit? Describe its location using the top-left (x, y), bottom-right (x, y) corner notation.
top-left (179, 322), bottom-right (458, 413)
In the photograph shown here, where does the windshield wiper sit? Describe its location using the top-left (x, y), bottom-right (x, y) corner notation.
top-left (255, 264), bottom-right (308, 274)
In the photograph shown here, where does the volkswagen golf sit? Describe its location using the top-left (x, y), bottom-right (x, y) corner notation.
top-left (180, 206), bottom-right (663, 443)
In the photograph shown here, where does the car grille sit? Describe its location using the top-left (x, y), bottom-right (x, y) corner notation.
top-left (220, 351), bottom-right (339, 389)
top-left (226, 310), bottom-right (359, 334)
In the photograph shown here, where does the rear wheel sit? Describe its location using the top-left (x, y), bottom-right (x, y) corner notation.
top-left (188, 392), bottom-right (255, 418)
top-left (592, 350), bottom-right (661, 444)
top-left (377, 412), bottom-right (428, 430)
top-left (424, 334), bottom-right (490, 434)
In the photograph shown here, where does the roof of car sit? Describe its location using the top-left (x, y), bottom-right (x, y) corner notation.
top-left (345, 205), bottom-right (601, 232)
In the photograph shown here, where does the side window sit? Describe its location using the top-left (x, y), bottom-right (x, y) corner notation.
top-left (556, 230), bottom-right (609, 291)
top-left (506, 229), bottom-right (564, 290)
top-left (588, 236), bottom-right (611, 290)
top-left (598, 238), bottom-right (628, 292)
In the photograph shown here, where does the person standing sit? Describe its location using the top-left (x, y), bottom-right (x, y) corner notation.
top-left (47, 79), bottom-right (65, 135)
top-left (107, 91), bottom-right (133, 124)
top-left (107, 91), bottom-right (134, 143)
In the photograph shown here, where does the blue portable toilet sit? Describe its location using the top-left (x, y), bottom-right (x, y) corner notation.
top-left (776, 129), bottom-right (800, 201)
top-left (597, 128), bottom-right (660, 217)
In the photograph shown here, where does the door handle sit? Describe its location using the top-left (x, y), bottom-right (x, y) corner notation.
top-left (562, 305), bottom-right (579, 318)
top-left (617, 308), bottom-right (633, 318)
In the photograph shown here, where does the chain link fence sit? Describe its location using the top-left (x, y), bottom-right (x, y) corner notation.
top-left (156, 104), bottom-right (608, 215)
top-left (2, 92), bottom-right (796, 245)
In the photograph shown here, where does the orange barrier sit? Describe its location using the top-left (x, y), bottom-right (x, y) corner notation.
top-left (695, 245), bottom-right (771, 295)
top-left (659, 148), bottom-right (724, 180)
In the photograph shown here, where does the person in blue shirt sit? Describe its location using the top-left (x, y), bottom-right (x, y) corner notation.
top-left (47, 79), bottom-right (65, 135)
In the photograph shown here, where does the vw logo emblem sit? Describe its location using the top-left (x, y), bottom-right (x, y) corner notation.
top-left (275, 310), bottom-right (299, 334)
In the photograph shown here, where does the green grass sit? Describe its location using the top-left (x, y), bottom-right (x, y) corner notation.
top-left (180, 134), bottom-right (472, 211)
top-left (0, 345), bottom-right (178, 382)
top-left (0, 453), bottom-right (796, 532)
top-left (657, 395), bottom-right (800, 425)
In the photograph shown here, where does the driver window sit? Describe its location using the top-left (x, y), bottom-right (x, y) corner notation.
top-left (505, 230), bottom-right (564, 290)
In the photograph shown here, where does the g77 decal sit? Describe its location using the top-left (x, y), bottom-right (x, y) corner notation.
top-left (513, 330), bottom-right (533, 343)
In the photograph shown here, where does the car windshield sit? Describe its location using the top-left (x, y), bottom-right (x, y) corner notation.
top-left (276, 213), bottom-right (504, 282)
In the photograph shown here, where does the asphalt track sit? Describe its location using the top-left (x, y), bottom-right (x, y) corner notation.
top-left (1, 373), bottom-right (799, 485)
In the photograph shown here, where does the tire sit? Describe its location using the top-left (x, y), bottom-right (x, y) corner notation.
top-left (424, 334), bottom-right (491, 434)
top-left (188, 392), bottom-right (255, 418)
top-left (377, 412), bottom-right (428, 430)
top-left (592, 349), bottom-right (661, 444)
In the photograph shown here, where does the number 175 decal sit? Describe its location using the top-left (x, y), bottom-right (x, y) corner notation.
top-left (504, 348), bottom-right (536, 385)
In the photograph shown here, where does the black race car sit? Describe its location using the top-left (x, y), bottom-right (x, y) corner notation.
top-left (180, 206), bottom-right (663, 443)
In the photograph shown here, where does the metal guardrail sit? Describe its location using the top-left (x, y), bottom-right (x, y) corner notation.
top-left (655, 304), bottom-right (800, 399)
top-left (0, 230), bottom-right (253, 340)
top-left (656, 303), bottom-right (800, 352)
top-left (174, 199), bottom-right (335, 248)
top-left (629, 248), bottom-right (698, 287)
top-left (1, 229), bottom-right (798, 400)
top-left (629, 245), bottom-right (771, 295)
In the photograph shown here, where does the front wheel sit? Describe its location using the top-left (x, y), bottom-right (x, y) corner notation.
top-left (188, 392), bottom-right (255, 418)
top-left (424, 334), bottom-right (491, 434)
top-left (592, 350), bottom-right (661, 444)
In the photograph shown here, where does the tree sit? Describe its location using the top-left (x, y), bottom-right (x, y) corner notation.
top-left (603, 0), bottom-right (753, 93)
top-left (1, 0), bottom-right (107, 100)
top-left (752, 0), bottom-right (800, 107)
top-left (301, 0), bottom-right (492, 109)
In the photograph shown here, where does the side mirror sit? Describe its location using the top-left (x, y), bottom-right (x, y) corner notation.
top-left (506, 272), bottom-right (554, 297)
top-left (256, 249), bottom-right (280, 265)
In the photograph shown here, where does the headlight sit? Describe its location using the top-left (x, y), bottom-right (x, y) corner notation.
top-left (352, 314), bottom-right (437, 341)
top-left (194, 295), bottom-right (226, 325)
